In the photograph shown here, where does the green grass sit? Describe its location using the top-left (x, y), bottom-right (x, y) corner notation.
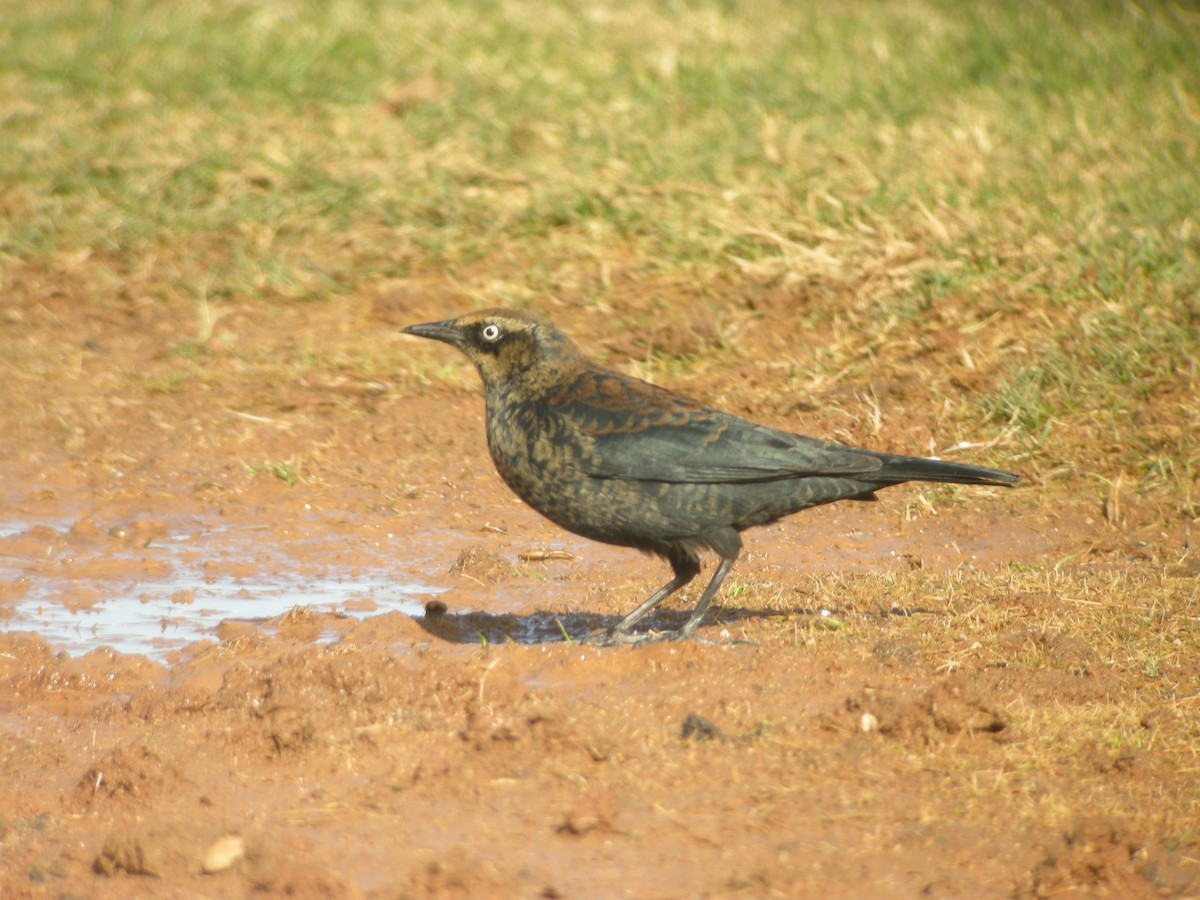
top-left (245, 458), bottom-right (303, 486)
top-left (2, 0), bottom-right (1198, 497)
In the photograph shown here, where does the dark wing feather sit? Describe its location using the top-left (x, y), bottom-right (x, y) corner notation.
top-left (580, 413), bottom-right (887, 482)
top-left (550, 368), bottom-right (1016, 487)
top-left (549, 368), bottom-right (886, 483)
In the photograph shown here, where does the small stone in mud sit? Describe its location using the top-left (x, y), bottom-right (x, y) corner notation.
top-left (681, 713), bottom-right (721, 741)
top-left (424, 599), bottom-right (448, 617)
top-left (201, 834), bottom-right (246, 874)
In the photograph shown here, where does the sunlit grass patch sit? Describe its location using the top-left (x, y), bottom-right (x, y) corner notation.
top-left (5, 2), bottom-right (1195, 289)
top-left (1, 1), bottom-right (1196, 487)
top-left (983, 291), bottom-right (1200, 494)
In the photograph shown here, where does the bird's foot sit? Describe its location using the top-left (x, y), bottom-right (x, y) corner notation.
top-left (583, 626), bottom-right (753, 647)
top-left (584, 627), bottom-right (682, 647)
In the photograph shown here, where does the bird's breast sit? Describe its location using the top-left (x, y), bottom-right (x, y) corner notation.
top-left (485, 402), bottom-right (585, 505)
top-left (482, 399), bottom-right (681, 547)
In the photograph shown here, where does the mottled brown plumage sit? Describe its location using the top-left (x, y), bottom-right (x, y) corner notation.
top-left (404, 308), bottom-right (1018, 642)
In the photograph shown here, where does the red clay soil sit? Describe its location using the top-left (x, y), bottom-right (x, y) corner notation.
top-left (1, 282), bottom-right (1197, 897)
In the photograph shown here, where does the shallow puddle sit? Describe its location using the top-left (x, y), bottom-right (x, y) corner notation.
top-left (0, 517), bottom-right (442, 659)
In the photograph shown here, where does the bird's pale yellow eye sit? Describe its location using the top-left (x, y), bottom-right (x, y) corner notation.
top-left (481, 323), bottom-right (502, 342)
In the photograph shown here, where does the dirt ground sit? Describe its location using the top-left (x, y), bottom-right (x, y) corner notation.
top-left (1, 276), bottom-right (1198, 898)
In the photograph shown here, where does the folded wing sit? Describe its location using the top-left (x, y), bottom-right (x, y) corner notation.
top-left (554, 378), bottom-right (1015, 487)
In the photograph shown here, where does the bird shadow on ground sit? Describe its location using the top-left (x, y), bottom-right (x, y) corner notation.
top-left (414, 605), bottom-right (812, 645)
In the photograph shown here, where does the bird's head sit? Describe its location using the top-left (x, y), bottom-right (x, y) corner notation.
top-left (403, 308), bottom-right (584, 395)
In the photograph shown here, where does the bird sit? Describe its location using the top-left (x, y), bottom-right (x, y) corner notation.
top-left (403, 308), bottom-right (1018, 643)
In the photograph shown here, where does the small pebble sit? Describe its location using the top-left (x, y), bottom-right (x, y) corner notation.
top-left (860, 713), bottom-right (878, 733)
top-left (201, 835), bottom-right (245, 874)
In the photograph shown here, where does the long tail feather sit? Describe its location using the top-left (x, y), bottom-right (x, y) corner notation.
top-left (873, 455), bottom-right (1019, 487)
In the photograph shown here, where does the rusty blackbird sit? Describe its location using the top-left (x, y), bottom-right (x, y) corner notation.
top-left (403, 308), bottom-right (1018, 642)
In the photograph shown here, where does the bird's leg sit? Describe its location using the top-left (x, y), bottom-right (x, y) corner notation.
top-left (679, 554), bottom-right (736, 639)
top-left (611, 551), bottom-right (700, 636)
top-left (672, 528), bottom-right (742, 640)
top-left (587, 534), bottom-right (743, 645)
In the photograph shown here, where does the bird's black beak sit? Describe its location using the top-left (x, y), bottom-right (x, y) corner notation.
top-left (402, 319), bottom-right (462, 347)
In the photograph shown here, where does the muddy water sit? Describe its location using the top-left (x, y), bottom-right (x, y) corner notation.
top-left (0, 515), bottom-right (441, 658)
